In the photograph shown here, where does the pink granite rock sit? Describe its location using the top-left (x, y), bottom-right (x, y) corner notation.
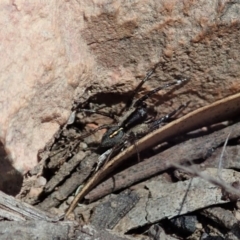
top-left (1, 0), bottom-right (240, 176)
top-left (0, 1), bottom-right (94, 173)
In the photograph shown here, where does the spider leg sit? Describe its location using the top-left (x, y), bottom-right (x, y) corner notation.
top-left (128, 131), bottom-right (141, 162)
top-left (134, 79), bottom-right (188, 107)
top-left (54, 124), bottom-right (114, 153)
top-left (148, 102), bottom-right (190, 131)
top-left (126, 62), bottom-right (161, 107)
top-left (94, 138), bottom-right (126, 171)
top-left (95, 148), bottom-right (113, 172)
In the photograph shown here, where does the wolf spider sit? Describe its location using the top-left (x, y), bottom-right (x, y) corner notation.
top-left (74, 63), bottom-right (189, 170)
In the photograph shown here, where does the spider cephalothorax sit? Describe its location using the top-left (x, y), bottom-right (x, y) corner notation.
top-left (100, 105), bottom-right (148, 148)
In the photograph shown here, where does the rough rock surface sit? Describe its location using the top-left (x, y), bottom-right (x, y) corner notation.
top-left (0, 0), bottom-right (240, 186)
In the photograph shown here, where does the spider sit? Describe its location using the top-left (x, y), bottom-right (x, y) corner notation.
top-left (74, 63), bottom-right (189, 170)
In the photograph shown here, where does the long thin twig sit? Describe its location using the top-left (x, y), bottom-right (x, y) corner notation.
top-left (217, 131), bottom-right (231, 180)
top-left (171, 163), bottom-right (240, 199)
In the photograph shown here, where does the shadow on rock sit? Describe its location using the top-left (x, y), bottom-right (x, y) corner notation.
top-left (0, 142), bottom-right (23, 196)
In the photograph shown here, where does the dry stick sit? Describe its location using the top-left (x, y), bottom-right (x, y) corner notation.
top-left (65, 93), bottom-right (240, 217)
top-left (0, 191), bottom-right (62, 221)
top-left (171, 162), bottom-right (240, 200)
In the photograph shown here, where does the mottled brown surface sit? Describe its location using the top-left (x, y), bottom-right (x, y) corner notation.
top-left (0, 0), bottom-right (240, 175)
top-left (1, 1), bottom-right (240, 239)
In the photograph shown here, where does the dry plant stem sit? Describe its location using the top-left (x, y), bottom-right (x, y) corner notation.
top-left (217, 131), bottom-right (231, 179)
top-left (171, 163), bottom-right (240, 199)
top-left (65, 92), bottom-right (240, 217)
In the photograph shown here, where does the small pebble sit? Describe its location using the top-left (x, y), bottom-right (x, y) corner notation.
top-left (170, 215), bottom-right (198, 236)
top-left (234, 210), bottom-right (240, 221)
top-left (66, 196), bottom-right (75, 205)
top-left (80, 142), bottom-right (88, 149)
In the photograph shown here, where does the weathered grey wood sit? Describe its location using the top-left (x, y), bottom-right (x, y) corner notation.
top-left (115, 169), bottom-right (240, 232)
top-left (0, 191), bottom-right (59, 221)
top-left (0, 220), bottom-right (70, 240)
